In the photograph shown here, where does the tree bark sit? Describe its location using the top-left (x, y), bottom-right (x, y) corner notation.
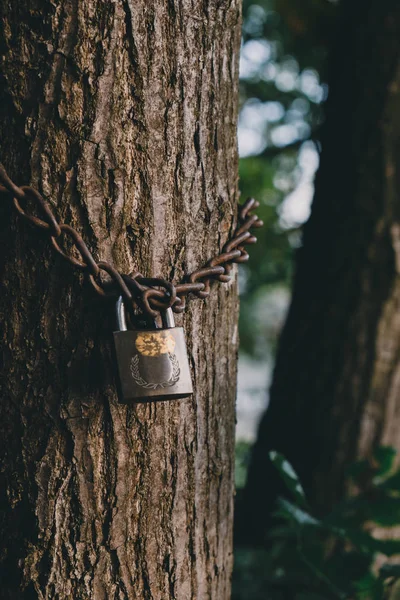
top-left (238, 0), bottom-right (400, 544)
top-left (0, 2), bottom-right (241, 598)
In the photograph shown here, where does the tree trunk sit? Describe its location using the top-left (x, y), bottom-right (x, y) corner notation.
top-left (0, 2), bottom-right (241, 598)
top-left (238, 0), bottom-right (400, 543)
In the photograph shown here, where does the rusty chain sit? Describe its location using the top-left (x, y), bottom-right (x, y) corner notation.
top-left (0, 163), bottom-right (263, 317)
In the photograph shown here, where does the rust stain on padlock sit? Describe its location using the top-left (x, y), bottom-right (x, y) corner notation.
top-left (113, 297), bottom-right (193, 403)
top-left (135, 331), bottom-right (176, 356)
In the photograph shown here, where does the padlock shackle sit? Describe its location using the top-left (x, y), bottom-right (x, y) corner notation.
top-left (161, 308), bottom-right (175, 329)
top-left (116, 296), bottom-right (128, 331)
top-left (115, 296), bottom-right (175, 331)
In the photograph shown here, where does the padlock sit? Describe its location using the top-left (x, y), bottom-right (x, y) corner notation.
top-left (113, 297), bottom-right (193, 403)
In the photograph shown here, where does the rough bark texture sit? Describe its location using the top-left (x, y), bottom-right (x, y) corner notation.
top-left (0, 2), bottom-right (241, 598)
top-left (238, 0), bottom-right (400, 543)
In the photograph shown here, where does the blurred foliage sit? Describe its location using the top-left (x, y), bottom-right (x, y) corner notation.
top-left (238, 0), bottom-right (338, 355)
top-left (233, 4), bottom-right (400, 600)
top-left (236, 440), bottom-right (253, 489)
top-left (233, 447), bottom-right (400, 600)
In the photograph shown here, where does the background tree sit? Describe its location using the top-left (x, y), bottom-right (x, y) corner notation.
top-left (0, 2), bottom-right (242, 598)
top-left (239, 0), bottom-right (400, 545)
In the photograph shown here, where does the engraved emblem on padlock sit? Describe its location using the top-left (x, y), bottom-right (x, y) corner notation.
top-left (113, 297), bottom-right (193, 403)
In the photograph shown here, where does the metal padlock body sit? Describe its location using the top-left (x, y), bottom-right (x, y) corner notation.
top-left (113, 298), bottom-right (193, 403)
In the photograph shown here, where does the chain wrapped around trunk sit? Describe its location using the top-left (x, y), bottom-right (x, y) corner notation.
top-left (0, 163), bottom-right (263, 317)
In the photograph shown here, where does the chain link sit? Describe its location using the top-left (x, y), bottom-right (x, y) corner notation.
top-left (0, 163), bottom-right (263, 317)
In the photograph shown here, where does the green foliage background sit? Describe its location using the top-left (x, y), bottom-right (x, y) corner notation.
top-left (234, 446), bottom-right (400, 599)
top-left (231, 2), bottom-right (400, 599)
top-left (238, 0), bottom-right (335, 356)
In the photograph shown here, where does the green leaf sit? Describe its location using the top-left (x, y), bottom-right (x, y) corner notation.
top-left (378, 470), bottom-right (400, 492)
top-left (270, 451), bottom-right (309, 508)
top-left (353, 573), bottom-right (384, 600)
top-left (365, 495), bottom-right (400, 526)
top-left (344, 530), bottom-right (400, 557)
top-left (331, 492), bottom-right (400, 527)
top-left (374, 446), bottom-right (397, 477)
top-left (278, 496), bottom-right (400, 557)
top-left (346, 446), bottom-right (397, 487)
top-left (379, 563), bottom-right (400, 578)
top-left (276, 498), bottom-right (322, 528)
